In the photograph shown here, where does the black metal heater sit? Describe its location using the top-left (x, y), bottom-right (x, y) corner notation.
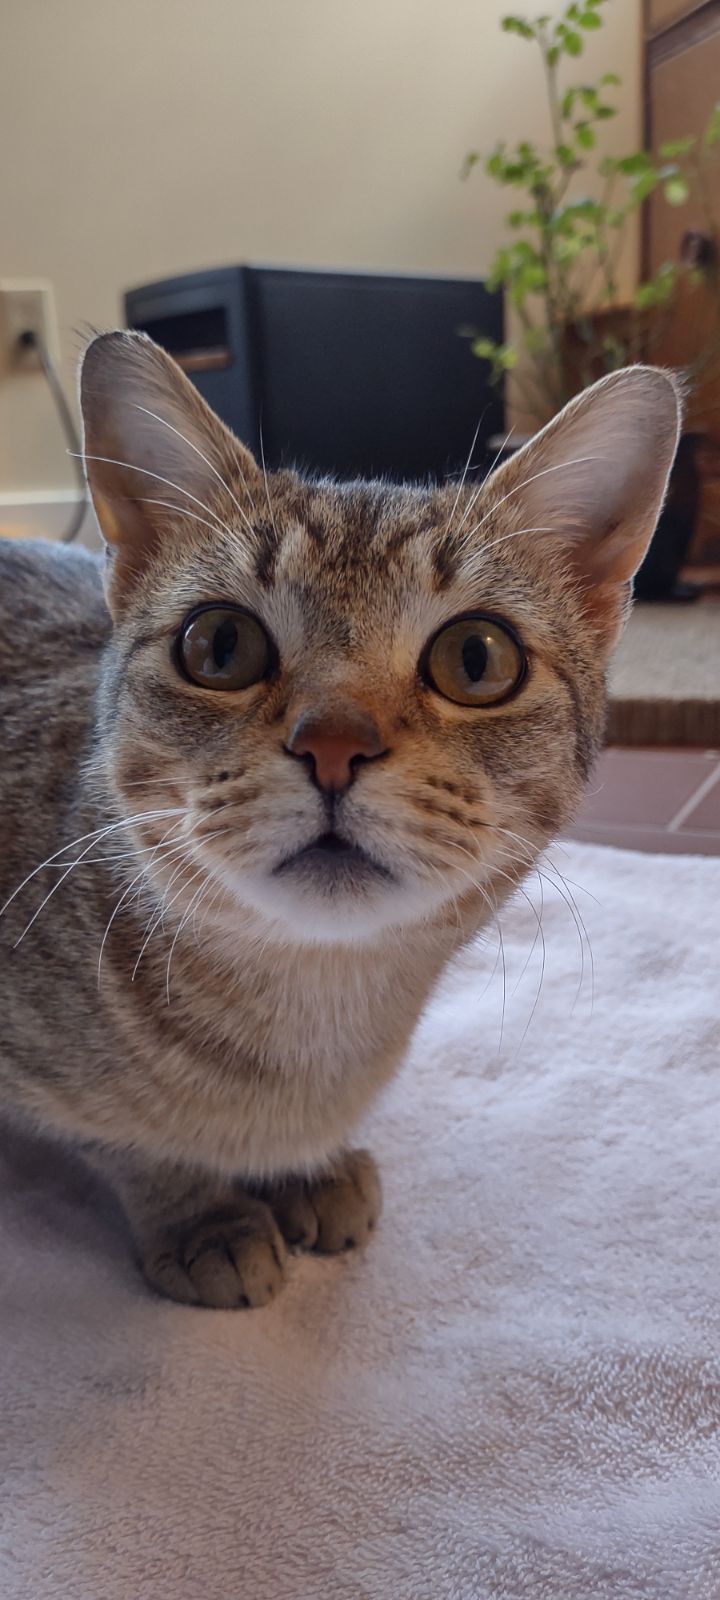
top-left (124, 265), bottom-right (503, 483)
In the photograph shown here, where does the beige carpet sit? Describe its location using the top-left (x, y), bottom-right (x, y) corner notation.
top-left (608, 599), bottom-right (720, 746)
top-left (2, 842), bottom-right (720, 1599)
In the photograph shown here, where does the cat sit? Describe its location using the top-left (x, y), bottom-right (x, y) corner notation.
top-left (0, 331), bottom-right (680, 1308)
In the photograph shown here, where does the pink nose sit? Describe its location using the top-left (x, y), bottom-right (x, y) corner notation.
top-left (286, 710), bottom-right (387, 794)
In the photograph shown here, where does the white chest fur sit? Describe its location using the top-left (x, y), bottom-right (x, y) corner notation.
top-left (137, 923), bottom-right (454, 1180)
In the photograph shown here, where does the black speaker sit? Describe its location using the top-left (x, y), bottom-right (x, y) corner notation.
top-left (124, 265), bottom-right (503, 483)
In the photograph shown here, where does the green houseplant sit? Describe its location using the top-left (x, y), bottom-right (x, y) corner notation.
top-left (463, 0), bottom-right (720, 429)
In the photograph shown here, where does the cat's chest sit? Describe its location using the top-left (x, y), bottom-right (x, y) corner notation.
top-left (202, 942), bottom-right (423, 1081)
top-left (123, 937), bottom-right (442, 1175)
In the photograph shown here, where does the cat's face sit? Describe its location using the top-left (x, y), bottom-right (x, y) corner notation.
top-left (82, 334), bottom-right (680, 944)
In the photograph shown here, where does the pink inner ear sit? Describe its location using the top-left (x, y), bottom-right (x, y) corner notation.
top-left (80, 331), bottom-right (261, 585)
top-left (494, 367), bottom-right (681, 602)
top-left (574, 575), bottom-right (633, 652)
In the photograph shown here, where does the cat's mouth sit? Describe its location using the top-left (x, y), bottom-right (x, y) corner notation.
top-left (272, 830), bottom-right (394, 887)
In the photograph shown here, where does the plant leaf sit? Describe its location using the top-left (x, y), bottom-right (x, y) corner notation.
top-left (470, 337), bottom-right (499, 359)
top-left (634, 264), bottom-right (677, 309)
top-left (659, 136), bottom-right (696, 158)
top-left (579, 10), bottom-right (602, 26)
top-left (631, 169), bottom-right (659, 202)
top-left (563, 29), bottom-right (583, 55)
top-left (664, 174), bottom-right (690, 206)
top-left (558, 196), bottom-right (604, 221)
top-left (616, 151), bottom-right (652, 176)
top-left (575, 122), bottom-right (596, 149)
top-left (704, 103), bottom-right (720, 146)
top-left (554, 234), bottom-right (586, 263)
top-left (501, 15), bottom-right (536, 38)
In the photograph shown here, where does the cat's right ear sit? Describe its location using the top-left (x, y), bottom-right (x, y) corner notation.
top-left (79, 331), bottom-right (260, 605)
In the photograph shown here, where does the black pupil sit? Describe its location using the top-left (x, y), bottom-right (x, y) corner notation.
top-left (213, 619), bottom-right (238, 670)
top-left (461, 633), bottom-right (488, 683)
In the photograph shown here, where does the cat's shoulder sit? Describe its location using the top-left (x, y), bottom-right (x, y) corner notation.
top-left (0, 538), bottom-right (111, 659)
top-left (0, 535), bottom-right (106, 610)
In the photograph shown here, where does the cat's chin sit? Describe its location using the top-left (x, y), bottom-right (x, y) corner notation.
top-left (206, 859), bottom-right (449, 947)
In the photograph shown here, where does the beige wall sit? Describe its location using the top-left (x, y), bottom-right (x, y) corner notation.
top-left (0, 0), bottom-right (640, 495)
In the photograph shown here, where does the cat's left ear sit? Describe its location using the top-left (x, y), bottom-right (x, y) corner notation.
top-left (488, 365), bottom-right (683, 647)
top-left (79, 330), bottom-right (261, 602)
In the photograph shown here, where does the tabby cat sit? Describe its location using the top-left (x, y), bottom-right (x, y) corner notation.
top-left (0, 333), bottom-right (680, 1307)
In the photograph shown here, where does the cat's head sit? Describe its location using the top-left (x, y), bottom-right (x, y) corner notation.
top-left (81, 332), bottom-right (680, 944)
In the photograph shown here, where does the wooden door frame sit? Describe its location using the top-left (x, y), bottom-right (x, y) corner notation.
top-left (645, 0), bottom-right (720, 37)
top-left (642, 0), bottom-right (720, 277)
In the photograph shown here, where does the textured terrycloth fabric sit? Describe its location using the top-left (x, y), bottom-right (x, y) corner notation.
top-left (2, 843), bottom-right (719, 1600)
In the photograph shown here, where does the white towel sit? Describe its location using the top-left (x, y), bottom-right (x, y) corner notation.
top-left (2, 843), bottom-right (719, 1600)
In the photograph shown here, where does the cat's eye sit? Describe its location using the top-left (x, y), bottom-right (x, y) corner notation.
top-left (177, 605), bottom-right (274, 691)
top-left (423, 615), bottom-right (526, 708)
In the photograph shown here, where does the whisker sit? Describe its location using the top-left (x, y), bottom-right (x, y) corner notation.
top-left (544, 859), bottom-right (601, 907)
top-left (423, 847), bottom-right (508, 1046)
top-left (494, 892), bottom-right (507, 1049)
top-left (66, 824), bottom-right (194, 869)
top-left (72, 452), bottom-right (241, 543)
top-left (95, 805), bottom-right (226, 875)
top-left (471, 825), bottom-right (595, 1021)
top-left (488, 825), bottom-right (596, 1017)
top-left (422, 855), bottom-right (497, 965)
top-left (115, 778), bottom-right (187, 788)
top-left (97, 862), bottom-right (166, 987)
top-left (131, 860), bottom-right (194, 980)
top-left (513, 873), bottom-right (547, 1046)
top-left (12, 818), bottom-right (186, 952)
top-left (133, 498), bottom-right (234, 541)
top-left (452, 426), bottom-right (515, 538)
top-left (258, 417), bottom-right (279, 541)
top-left (491, 822), bottom-right (574, 867)
top-left (424, 836), bottom-right (554, 1051)
top-left (165, 873), bottom-right (213, 1003)
top-left (457, 455), bottom-right (603, 552)
top-left (512, 870), bottom-right (545, 999)
top-left (190, 875), bottom-right (222, 948)
top-left (31, 832), bottom-right (191, 872)
top-left (445, 414), bottom-right (485, 533)
top-left (538, 865), bottom-right (595, 1016)
top-left (466, 523), bottom-right (560, 560)
top-left (131, 829), bottom-right (230, 981)
top-left (96, 819), bottom-right (192, 987)
top-left (132, 404), bottom-right (259, 535)
top-left (2, 809), bottom-right (185, 939)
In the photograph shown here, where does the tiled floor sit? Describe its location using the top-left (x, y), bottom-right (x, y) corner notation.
top-left (566, 748), bottom-right (720, 855)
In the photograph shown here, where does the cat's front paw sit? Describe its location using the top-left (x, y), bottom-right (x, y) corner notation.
top-left (269, 1148), bottom-right (382, 1254)
top-left (138, 1197), bottom-right (287, 1309)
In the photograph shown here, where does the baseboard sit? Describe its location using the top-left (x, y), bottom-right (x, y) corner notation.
top-left (0, 491), bottom-right (100, 549)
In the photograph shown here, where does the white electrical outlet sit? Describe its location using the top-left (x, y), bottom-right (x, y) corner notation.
top-left (0, 280), bottom-right (60, 372)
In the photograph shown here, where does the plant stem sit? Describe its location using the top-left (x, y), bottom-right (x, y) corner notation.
top-left (539, 20), bottom-right (563, 154)
top-left (536, 23), bottom-right (576, 404)
top-left (582, 172), bottom-right (621, 308)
